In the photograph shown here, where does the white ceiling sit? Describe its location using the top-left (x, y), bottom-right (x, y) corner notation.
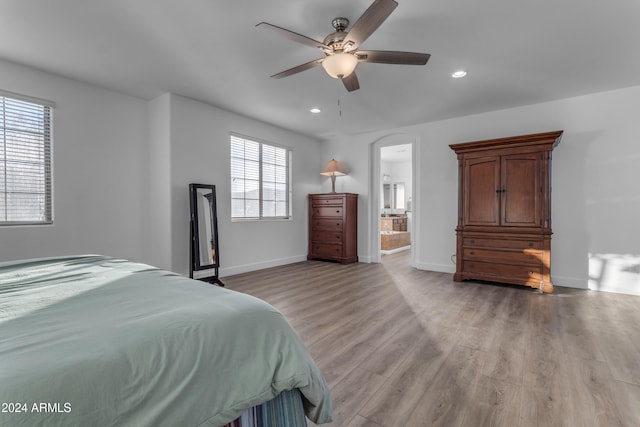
top-left (2, 0), bottom-right (640, 140)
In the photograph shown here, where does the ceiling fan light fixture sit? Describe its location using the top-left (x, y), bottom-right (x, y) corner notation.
top-left (452, 70), bottom-right (467, 78)
top-left (322, 52), bottom-right (358, 79)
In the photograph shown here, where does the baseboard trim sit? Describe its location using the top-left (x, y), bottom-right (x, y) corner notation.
top-left (413, 262), bottom-right (456, 274)
top-left (219, 255), bottom-right (307, 277)
top-left (552, 275), bottom-right (588, 290)
top-left (381, 246), bottom-right (411, 255)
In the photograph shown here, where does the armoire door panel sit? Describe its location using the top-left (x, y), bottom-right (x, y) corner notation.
top-left (501, 154), bottom-right (541, 227)
top-left (464, 157), bottom-right (500, 226)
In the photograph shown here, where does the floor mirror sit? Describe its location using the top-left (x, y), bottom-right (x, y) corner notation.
top-left (189, 183), bottom-right (223, 286)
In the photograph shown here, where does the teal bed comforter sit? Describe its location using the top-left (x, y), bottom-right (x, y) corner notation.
top-left (0, 256), bottom-right (332, 426)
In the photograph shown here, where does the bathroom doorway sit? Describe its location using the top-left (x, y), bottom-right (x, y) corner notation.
top-left (370, 134), bottom-right (418, 265)
top-left (380, 144), bottom-right (413, 258)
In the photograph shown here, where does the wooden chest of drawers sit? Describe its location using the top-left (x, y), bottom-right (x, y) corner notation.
top-left (308, 193), bottom-right (358, 264)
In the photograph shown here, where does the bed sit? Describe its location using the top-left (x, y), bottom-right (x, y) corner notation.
top-left (0, 255), bottom-right (332, 426)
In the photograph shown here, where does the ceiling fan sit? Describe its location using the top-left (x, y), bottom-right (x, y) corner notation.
top-left (257, 0), bottom-right (430, 92)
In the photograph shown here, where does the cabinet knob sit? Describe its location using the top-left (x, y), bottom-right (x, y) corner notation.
top-left (470, 251), bottom-right (475, 255)
top-left (528, 242), bottom-right (534, 247)
top-left (470, 239), bottom-right (475, 243)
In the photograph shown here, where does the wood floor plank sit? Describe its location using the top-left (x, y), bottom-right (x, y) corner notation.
top-left (563, 354), bottom-right (626, 426)
top-left (459, 375), bottom-right (522, 427)
top-left (402, 344), bottom-right (488, 427)
top-left (481, 319), bottom-right (526, 385)
top-left (612, 381), bottom-right (640, 426)
top-left (343, 415), bottom-right (383, 427)
top-left (357, 327), bottom-right (459, 427)
top-left (311, 367), bottom-right (387, 427)
top-left (224, 251), bottom-right (640, 427)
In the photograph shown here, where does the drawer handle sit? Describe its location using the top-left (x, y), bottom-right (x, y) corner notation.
top-left (336, 210), bottom-right (340, 213)
top-left (470, 239), bottom-right (475, 243)
top-left (528, 242), bottom-right (534, 247)
top-left (528, 255), bottom-right (534, 259)
top-left (529, 271), bottom-right (533, 275)
top-left (469, 251), bottom-right (475, 255)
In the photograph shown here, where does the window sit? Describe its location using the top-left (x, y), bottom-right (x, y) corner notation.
top-left (230, 134), bottom-right (291, 219)
top-left (1, 91), bottom-right (53, 225)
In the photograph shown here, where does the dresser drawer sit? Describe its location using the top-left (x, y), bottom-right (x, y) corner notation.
top-left (312, 231), bottom-right (343, 244)
top-left (311, 219), bottom-right (343, 231)
top-left (312, 196), bottom-right (344, 206)
top-left (463, 247), bottom-right (542, 265)
top-left (464, 260), bottom-right (542, 282)
top-left (310, 243), bottom-right (343, 258)
top-left (463, 237), bottom-right (543, 250)
top-left (312, 206), bottom-right (344, 218)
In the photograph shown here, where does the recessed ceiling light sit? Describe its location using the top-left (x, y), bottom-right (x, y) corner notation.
top-left (452, 70), bottom-right (467, 78)
top-left (310, 108), bottom-right (321, 114)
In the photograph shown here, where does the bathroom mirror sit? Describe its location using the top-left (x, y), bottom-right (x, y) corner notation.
top-left (189, 183), bottom-right (223, 286)
top-left (382, 182), bottom-right (405, 210)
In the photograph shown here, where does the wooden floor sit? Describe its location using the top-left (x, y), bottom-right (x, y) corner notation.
top-left (224, 252), bottom-right (640, 427)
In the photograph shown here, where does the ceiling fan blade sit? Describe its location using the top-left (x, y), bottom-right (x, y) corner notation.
top-left (342, 72), bottom-right (360, 92)
top-left (256, 22), bottom-right (330, 50)
top-left (342, 0), bottom-right (398, 52)
top-left (270, 58), bottom-right (325, 79)
top-left (356, 50), bottom-right (430, 65)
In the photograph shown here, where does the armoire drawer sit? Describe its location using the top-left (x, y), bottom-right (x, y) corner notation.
top-left (463, 247), bottom-right (543, 265)
top-left (312, 206), bottom-right (344, 218)
top-left (311, 219), bottom-right (343, 231)
top-left (311, 231), bottom-right (343, 244)
top-left (464, 260), bottom-right (542, 282)
top-left (463, 237), bottom-right (543, 250)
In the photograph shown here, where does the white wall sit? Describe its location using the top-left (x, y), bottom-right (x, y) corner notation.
top-left (0, 59), bottom-right (149, 263)
top-left (153, 94), bottom-right (323, 277)
top-left (147, 93), bottom-right (172, 269)
top-left (322, 84), bottom-right (640, 294)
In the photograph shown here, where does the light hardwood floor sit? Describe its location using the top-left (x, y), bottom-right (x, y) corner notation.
top-left (225, 252), bottom-right (640, 427)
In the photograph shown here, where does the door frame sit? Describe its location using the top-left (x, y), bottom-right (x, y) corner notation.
top-left (369, 133), bottom-right (420, 265)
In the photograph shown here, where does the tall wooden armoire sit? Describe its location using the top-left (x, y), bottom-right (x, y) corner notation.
top-left (449, 131), bottom-right (563, 293)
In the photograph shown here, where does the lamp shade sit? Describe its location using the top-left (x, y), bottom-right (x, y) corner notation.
top-left (322, 52), bottom-right (358, 79)
top-left (320, 159), bottom-right (348, 176)
top-left (320, 159), bottom-right (349, 193)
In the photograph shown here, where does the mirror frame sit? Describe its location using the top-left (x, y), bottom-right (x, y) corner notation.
top-left (189, 183), bottom-right (223, 286)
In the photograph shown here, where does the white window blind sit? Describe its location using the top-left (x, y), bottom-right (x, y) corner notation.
top-left (1, 92), bottom-right (53, 225)
top-left (230, 134), bottom-right (290, 219)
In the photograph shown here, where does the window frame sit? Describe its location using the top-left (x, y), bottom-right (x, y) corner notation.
top-left (230, 133), bottom-right (292, 221)
top-left (0, 90), bottom-right (54, 226)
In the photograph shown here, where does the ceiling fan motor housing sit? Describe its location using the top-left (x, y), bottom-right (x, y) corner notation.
top-left (324, 17), bottom-right (350, 51)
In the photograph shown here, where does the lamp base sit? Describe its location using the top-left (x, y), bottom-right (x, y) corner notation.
top-left (330, 175), bottom-right (337, 193)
